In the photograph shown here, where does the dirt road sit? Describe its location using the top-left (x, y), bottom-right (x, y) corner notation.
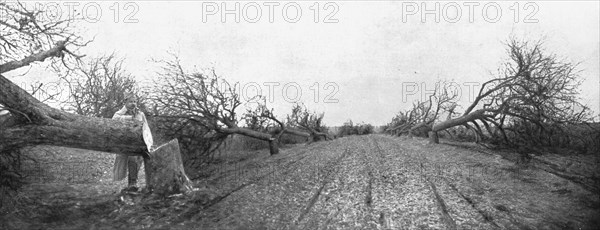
top-left (185, 135), bottom-right (599, 229)
top-left (2, 135), bottom-right (598, 229)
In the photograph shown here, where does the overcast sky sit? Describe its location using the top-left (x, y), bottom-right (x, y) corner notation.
top-left (10, 1), bottom-right (600, 126)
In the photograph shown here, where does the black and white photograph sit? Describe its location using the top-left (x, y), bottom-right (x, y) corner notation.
top-left (0, 1), bottom-right (599, 229)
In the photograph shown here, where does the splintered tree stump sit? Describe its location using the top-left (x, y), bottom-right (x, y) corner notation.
top-left (143, 139), bottom-right (193, 195)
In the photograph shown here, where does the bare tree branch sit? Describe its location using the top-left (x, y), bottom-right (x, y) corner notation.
top-left (151, 54), bottom-right (302, 155)
top-left (427, 38), bottom-right (593, 151)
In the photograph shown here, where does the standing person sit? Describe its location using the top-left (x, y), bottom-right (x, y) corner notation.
top-left (112, 100), bottom-right (147, 192)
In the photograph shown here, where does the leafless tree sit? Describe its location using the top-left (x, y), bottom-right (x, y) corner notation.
top-left (150, 54), bottom-right (308, 155)
top-left (0, 1), bottom-right (191, 195)
top-left (286, 103), bottom-right (331, 141)
top-left (429, 38), bottom-right (594, 152)
top-left (60, 54), bottom-right (143, 118)
top-left (386, 80), bottom-right (458, 137)
top-left (1, 1), bottom-right (88, 193)
top-left (0, 1), bottom-right (87, 74)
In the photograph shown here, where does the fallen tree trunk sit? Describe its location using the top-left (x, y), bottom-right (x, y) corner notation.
top-left (221, 126), bottom-right (281, 155)
top-left (432, 109), bottom-right (487, 132)
top-left (283, 128), bottom-right (311, 138)
top-left (1, 73), bottom-right (192, 195)
top-left (0, 74), bottom-right (146, 155)
top-left (429, 109), bottom-right (490, 144)
top-left (220, 126), bottom-right (313, 155)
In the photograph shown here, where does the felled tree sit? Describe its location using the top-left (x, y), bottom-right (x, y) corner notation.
top-left (151, 54), bottom-right (307, 155)
top-left (286, 104), bottom-right (331, 142)
top-left (0, 72), bottom-right (149, 172)
top-left (386, 81), bottom-right (458, 138)
top-left (0, 1), bottom-right (86, 194)
top-left (243, 101), bottom-right (292, 154)
top-left (430, 38), bottom-right (593, 150)
top-left (0, 2), bottom-right (192, 195)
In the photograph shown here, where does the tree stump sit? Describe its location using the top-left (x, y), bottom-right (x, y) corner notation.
top-left (143, 139), bottom-right (193, 195)
top-left (269, 139), bottom-right (279, 155)
top-left (429, 131), bottom-right (439, 144)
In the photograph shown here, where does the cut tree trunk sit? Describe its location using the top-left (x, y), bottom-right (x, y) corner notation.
top-left (429, 131), bottom-right (439, 144)
top-left (0, 74), bottom-right (146, 155)
top-left (428, 109), bottom-right (490, 144)
top-left (1, 74), bottom-right (193, 195)
top-left (144, 139), bottom-right (193, 195)
top-left (311, 131), bottom-right (330, 142)
top-left (432, 109), bottom-right (487, 133)
top-left (223, 126), bottom-right (311, 155)
top-left (283, 128), bottom-right (311, 138)
top-left (269, 139), bottom-right (279, 155)
top-left (221, 126), bottom-right (305, 155)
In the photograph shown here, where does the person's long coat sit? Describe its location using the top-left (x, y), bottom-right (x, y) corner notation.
top-left (112, 106), bottom-right (153, 181)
